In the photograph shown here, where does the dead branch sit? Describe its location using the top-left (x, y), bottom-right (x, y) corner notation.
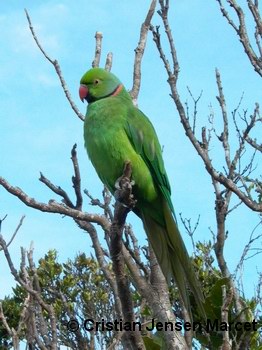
top-left (0, 215), bottom-right (25, 251)
top-left (0, 214), bottom-right (7, 232)
top-left (151, 1), bottom-right (261, 212)
top-left (256, 272), bottom-right (262, 312)
top-left (179, 213), bottom-right (200, 253)
top-left (105, 52), bottom-right (113, 71)
top-left (92, 31), bottom-right (103, 68)
top-left (107, 331), bottom-right (123, 350)
top-left (221, 286), bottom-right (233, 350)
top-left (151, 4), bottom-right (257, 316)
top-left (215, 69), bottom-right (231, 170)
top-left (0, 236), bottom-right (58, 350)
top-left (91, 32), bottom-right (114, 72)
top-left (186, 87), bottom-right (203, 135)
top-left (0, 176), bottom-right (110, 231)
top-left (152, 17), bottom-right (261, 212)
top-left (234, 218), bottom-right (262, 278)
top-left (122, 244), bottom-right (188, 349)
top-left (124, 224), bottom-right (149, 277)
top-left (230, 103), bottom-right (259, 178)
top-left (152, 0), bottom-right (258, 326)
top-left (216, 0), bottom-right (262, 76)
top-left (245, 135), bottom-right (262, 152)
top-left (76, 219), bottom-right (123, 320)
top-left (71, 144), bottom-right (83, 210)
top-left (0, 302), bottom-right (18, 349)
top-left (0, 295), bottom-right (30, 350)
top-left (130, 0), bottom-right (157, 102)
top-left (24, 9), bottom-right (85, 121)
top-left (0, 146), bottom-right (125, 329)
top-left (149, 245), bottom-right (190, 348)
top-left (109, 162), bottom-right (145, 350)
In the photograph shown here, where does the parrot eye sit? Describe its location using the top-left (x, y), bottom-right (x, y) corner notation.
top-left (94, 79), bottom-right (100, 85)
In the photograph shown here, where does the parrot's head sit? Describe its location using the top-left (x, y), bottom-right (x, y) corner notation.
top-left (79, 68), bottom-right (122, 103)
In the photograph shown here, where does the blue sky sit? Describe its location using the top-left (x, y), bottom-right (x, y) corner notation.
top-left (0, 0), bottom-right (261, 303)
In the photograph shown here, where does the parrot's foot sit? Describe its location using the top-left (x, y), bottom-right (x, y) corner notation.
top-left (114, 162), bottom-right (136, 209)
top-left (115, 178), bottom-right (135, 190)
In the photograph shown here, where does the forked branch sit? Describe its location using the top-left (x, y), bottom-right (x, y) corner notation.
top-left (216, 0), bottom-right (262, 76)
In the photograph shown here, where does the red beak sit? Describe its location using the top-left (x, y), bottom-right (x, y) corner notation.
top-left (79, 85), bottom-right (89, 102)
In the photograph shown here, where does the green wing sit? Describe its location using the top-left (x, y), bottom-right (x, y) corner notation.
top-left (125, 108), bottom-right (175, 216)
top-left (125, 108), bottom-right (205, 319)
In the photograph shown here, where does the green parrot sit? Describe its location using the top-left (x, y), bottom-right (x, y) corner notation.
top-left (79, 67), bottom-right (205, 318)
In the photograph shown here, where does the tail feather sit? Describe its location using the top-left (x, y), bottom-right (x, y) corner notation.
top-left (141, 201), bottom-right (205, 320)
top-left (142, 212), bottom-right (171, 279)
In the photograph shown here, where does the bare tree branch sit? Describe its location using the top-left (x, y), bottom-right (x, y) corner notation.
top-left (152, 0), bottom-right (260, 328)
top-left (152, 2), bottom-right (262, 212)
top-left (0, 215), bottom-right (25, 251)
top-left (216, 0), bottom-right (262, 76)
top-left (105, 52), bottom-right (113, 71)
top-left (221, 286), bottom-right (233, 350)
top-left (215, 69), bottom-right (231, 170)
top-left (0, 214), bottom-right (7, 233)
top-left (71, 144), bottom-right (83, 210)
top-left (122, 244), bottom-right (188, 349)
top-left (109, 162), bottom-right (145, 350)
top-left (245, 135), bottom-right (262, 152)
top-left (24, 9), bottom-right (85, 121)
top-left (186, 87), bottom-right (203, 135)
top-left (92, 31), bottom-right (103, 68)
top-left (0, 303), bottom-right (13, 343)
top-left (0, 176), bottom-right (110, 231)
top-left (130, 0), bottom-right (157, 102)
top-left (179, 213), bottom-right (200, 253)
top-left (0, 236), bottom-right (58, 350)
top-left (234, 218), bottom-right (262, 278)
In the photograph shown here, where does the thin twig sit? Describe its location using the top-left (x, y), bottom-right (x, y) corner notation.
top-left (71, 144), bottom-right (83, 210)
top-left (0, 215), bottom-right (25, 251)
top-left (186, 87), bottom-right (203, 135)
top-left (0, 214), bottom-right (7, 233)
top-left (245, 135), bottom-right (262, 152)
top-left (8, 215), bottom-right (26, 248)
top-left (216, 0), bottom-right (262, 76)
top-left (130, 0), bottom-right (157, 102)
top-left (92, 32), bottom-right (103, 68)
top-left (216, 69), bottom-right (231, 170)
top-left (39, 172), bottom-right (75, 208)
top-left (24, 9), bottom-right (85, 121)
top-left (234, 219), bottom-right (262, 277)
top-left (105, 52), bottom-right (113, 71)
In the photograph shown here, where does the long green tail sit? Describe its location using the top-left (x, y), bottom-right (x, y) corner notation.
top-left (141, 201), bottom-right (205, 320)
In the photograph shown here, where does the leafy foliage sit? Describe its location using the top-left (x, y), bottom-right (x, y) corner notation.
top-left (0, 294), bottom-right (24, 349)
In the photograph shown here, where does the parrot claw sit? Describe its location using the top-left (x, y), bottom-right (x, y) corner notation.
top-left (115, 178), bottom-right (135, 190)
top-left (114, 178), bottom-right (121, 190)
top-left (114, 162), bottom-right (136, 209)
